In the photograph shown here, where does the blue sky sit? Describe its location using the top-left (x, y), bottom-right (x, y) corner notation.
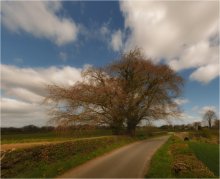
top-left (1, 1), bottom-right (219, 127)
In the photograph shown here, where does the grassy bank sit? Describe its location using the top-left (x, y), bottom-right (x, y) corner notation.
top-left (146, 135), bottom-right (216, 178)
top-left (1, 136), bottom-right (136, 178)
top-left (189, 142), bottom-right (219, 176)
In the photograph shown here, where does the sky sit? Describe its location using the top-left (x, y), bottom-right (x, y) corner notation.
top-left (1, 1), bottom-right (219, 127)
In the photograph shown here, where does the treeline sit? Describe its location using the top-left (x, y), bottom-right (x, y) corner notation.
top-left (1, 125), bottom-right (54, 134)
top-left (2, 120), bottom-right (219, 135)
top-left (159, 120), bottom-right (219, 131)
top-left (1, 124), bottom-right (111, 135)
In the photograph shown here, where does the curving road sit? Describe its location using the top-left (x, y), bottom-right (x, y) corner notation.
top-left (58, 135), bottom-right (169, 178)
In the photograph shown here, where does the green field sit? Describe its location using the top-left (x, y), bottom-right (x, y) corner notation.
top-left (1, 128), bottom-right (166, 144)
top-left (1, 129), bottom-right (112, 144)
top-left (189, 142), bottom-right (219, 176)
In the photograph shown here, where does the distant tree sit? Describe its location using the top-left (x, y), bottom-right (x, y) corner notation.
top-left (203, 110), bottom-right (217, 128)
top-left (45, 49), bottom-right (183, 136)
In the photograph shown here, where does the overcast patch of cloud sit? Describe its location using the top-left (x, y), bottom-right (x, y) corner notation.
top-left (1, 64), bottom-right (83, 127)
top-left (119, 1), bottom-right (219, 83)
top-left (1, 1), bottom-right (78, 45)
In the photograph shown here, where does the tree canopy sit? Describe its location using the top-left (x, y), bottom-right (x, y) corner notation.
top-left (45, 49), bottom-right (184, 136)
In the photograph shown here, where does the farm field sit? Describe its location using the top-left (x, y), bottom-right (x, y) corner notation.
top-left (1, 127), bottom-right (164, 144)
top-left (1, 129), bottom-right (112, 144)
top-left (189, 141), bottom-right (219, 176)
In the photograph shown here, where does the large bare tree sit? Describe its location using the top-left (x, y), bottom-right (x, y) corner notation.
top-left (203, 110), bottom-right (217, 128)
top-left (45, 49), bottom-right (183, 136)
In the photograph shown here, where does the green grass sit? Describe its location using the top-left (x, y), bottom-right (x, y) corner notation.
top-left (1, 136), bottom-right (137, 178)
top-left (189, 141), bottom-right (219, 176)
top-left (146, 136), bottom-right (174, 178)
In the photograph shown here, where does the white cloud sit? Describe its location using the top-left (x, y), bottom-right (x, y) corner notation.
top-left (174, 98), bottom-right (189, 105)
top-left (192, 105), bottom-right (219, 117)
top-left (1, 64), bottom-right (83, 127)
top-left (1, 98), bottom-right (48, 127)
top-left (59, 52), bottom-right (68, 62)
top-left (200, 105), bottom-right (217, 115)
top-left (190, 64), bottom-right (219, 84)
top-left (152, 112), bottom-right (201, 126)
top-left (1, 64), bottom-right (82, 96)
top-left (1, 1), bottom-right (78, 45)
top-left (178, 113), bottom-right (202, 125)
top-left (169, 41), bottom-right (218, 71)
top-left (1, 98), bottom-right (42, 115)
top-left (120, 1), bottom-right (219, 83)
top-left (4, 88), bottom-right (44, 104)
top-left (111, 30), bottom-right (123, 51)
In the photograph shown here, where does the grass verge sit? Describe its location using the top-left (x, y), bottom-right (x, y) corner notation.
top-left (1, 136), bottom-right (136, 178)
top-left (189, 141), bottom-right (219, 177)
top-left (146, 135), bottom-right (216, 178)
top-left (146, 136), bottom-right (173, 178)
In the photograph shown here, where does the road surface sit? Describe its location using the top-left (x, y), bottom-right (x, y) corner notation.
top-left (58, 135), bottom-right (169, 178)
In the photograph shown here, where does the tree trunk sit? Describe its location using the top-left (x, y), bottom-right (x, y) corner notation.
top-left (127, 121), bottom-right (136, 137)
top-left (208, 119), bottom-right (212, 128)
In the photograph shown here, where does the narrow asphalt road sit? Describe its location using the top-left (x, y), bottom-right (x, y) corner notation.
top-left (58, 135), bottom-right (169, 178)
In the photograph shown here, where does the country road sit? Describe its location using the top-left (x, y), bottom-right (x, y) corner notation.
top-left (58, 135), bottom-right (169, 178)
